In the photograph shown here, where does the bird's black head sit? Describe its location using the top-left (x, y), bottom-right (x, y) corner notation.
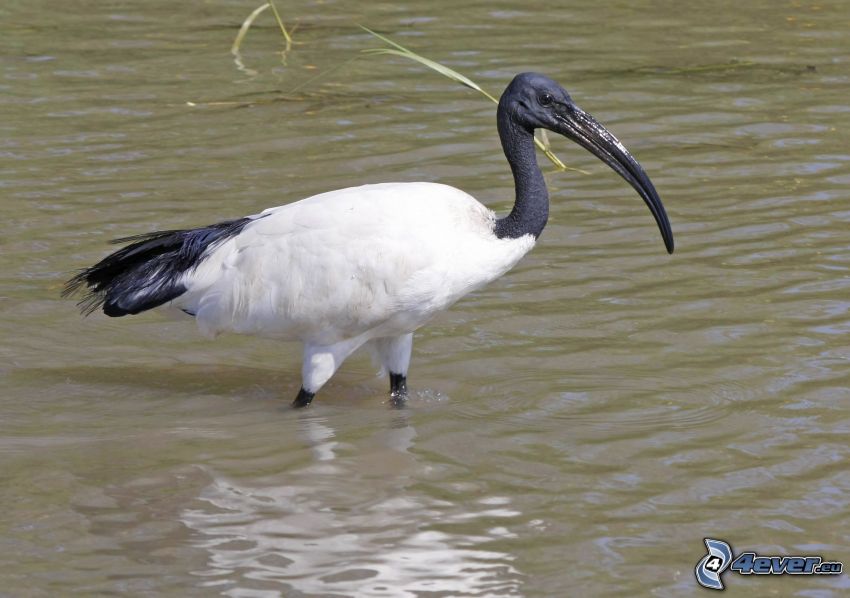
top-left (499, 72), bottom-right (674, 254)
top-left (500, 72), bottom-right (574, 133)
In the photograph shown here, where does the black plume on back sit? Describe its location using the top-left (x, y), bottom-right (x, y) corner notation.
top-left (64, 217), bottom-right (253, 317)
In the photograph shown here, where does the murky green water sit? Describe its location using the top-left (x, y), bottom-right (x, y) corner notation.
top-left (2, 1), bottom-right (849, 596)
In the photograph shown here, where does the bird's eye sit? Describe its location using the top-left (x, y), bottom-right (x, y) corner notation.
top-left (539, 93), bottom-right (553, 106)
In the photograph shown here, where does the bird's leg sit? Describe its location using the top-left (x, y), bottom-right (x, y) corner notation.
top-left (292, 387), bottom-right (315, 407)
top-left (373, 333), bottom-right (413, 406)
top-left (294, 337), bottom-right (366, 408)
top-left (389, 372), bottom-right (408, 405)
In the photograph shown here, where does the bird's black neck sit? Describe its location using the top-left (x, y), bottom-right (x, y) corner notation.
top-left (494, 108), bottom-right (549, 240)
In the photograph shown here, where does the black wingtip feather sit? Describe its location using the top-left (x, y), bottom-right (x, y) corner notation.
top-left (63, 217), bottom-right (254, 317)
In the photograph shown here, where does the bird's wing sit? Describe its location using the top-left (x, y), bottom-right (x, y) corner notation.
top-left (179, 182), bottom-right (502, 342)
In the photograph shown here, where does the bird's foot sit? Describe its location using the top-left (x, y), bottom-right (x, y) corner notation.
top-left (389, 372), bottom-right (408, 408)
top-left (292, 387), bottom-right (315, 408)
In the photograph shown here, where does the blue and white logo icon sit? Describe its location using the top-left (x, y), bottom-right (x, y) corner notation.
top-left (694, 537), bottom-right (842, 590)
top-left (695, 538), bottom-right (733, 590)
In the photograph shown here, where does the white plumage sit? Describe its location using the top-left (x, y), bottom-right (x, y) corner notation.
top-left (180, 182), bottom-right (533, 394)
top-left (188, 183), bottom-right (533, 338)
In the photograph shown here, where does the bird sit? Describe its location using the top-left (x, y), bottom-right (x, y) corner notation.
top-left (64, 72), bottom-right (674, 408)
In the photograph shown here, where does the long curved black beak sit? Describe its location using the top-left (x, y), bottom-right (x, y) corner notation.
top-left (554, 104), bottom-right (674, 254)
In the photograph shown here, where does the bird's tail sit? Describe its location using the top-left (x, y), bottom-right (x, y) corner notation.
top-left (63, 217), bottom-right (252, 317)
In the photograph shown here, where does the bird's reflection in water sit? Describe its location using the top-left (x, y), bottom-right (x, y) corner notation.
top-left (299, 413), bottom-right (340, 463)
top-left (182, 412), bottom-right (523, 596)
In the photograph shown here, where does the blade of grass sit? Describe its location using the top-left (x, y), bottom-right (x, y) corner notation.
top-left (267, 0), bottom-right (293, 51)
top-left (231, 3), bottom-right (271, 56)
top-left (363, 48), bottom-right (498, 103)
top-left (360, 26), bottom-right (585, 173)
top-left (232, 1), bottom-right (293, 72)
top-left (287, 54), bottom-right (365, 95)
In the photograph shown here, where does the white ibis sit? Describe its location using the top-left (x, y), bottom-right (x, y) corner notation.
top-left (65, 72), bottom-right (674, 407)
